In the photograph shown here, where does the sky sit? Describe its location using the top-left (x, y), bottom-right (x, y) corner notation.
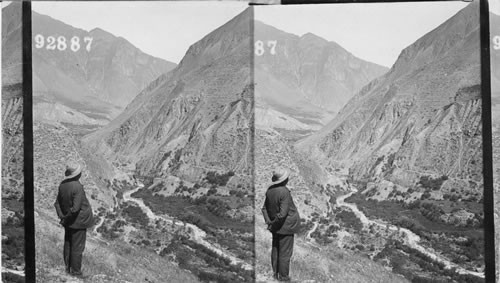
top-left (255, 2), bottom-right (470, 67)
top-left (491, 0), bottom-right (500, 15)
top-left (11, 1), bottom-right (499, 67)
top-left (32, 1), bottom-right (248, 64)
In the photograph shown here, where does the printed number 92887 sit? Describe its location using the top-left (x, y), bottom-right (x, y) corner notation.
top-left (34, 34), bottom-right (93, 52)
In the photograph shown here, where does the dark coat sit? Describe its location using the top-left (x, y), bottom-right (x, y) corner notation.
top-left (261, 185), bottom-right (300, 235)
top-left (54, 178), bottom-right (94, 229)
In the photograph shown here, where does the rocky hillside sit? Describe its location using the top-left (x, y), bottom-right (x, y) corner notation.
top-left (298, 1), bottom-right (483, 203)
top-left (20, 5), bottom-right (176, 125)
top-left (2, 3), bottom-right (25, 281)
top-left (255, 21), bottom-right (388, 131)
top-left (84, 8), bottom-right (253, 183)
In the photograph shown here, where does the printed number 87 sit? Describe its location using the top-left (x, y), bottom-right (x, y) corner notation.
top-left (255, 40), bottom-right (277, 56)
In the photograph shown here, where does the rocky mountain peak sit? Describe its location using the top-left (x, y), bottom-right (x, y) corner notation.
top-left (175, 8), bottom-right (251, 77)
top-left (300, 32), bottom-right (328, 45)
top-left (390, 1), bottom-right (479, 78)
top-left (89, 27), bottom-right (116, 40)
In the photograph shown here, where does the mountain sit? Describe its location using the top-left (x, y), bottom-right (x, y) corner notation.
top-left (254, 21), bottom-right (388, 131)
top-left (82, 8), bottom-right (254, 281)
top-left (29, 9), bottom-right (176, 125)
top-left (298, 1), bottom-right (482, 198)
top-left (295, 2), bottom-right (485, 280)
top-left (84, 8), bottom-right (253, 181)
top-left (2, 2), bottom-right (22, 86)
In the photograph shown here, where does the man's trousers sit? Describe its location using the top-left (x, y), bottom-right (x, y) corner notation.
top-left (64, 227), bottom-right (87, 274)
top-left (271, 233), bottom-right (294, 280)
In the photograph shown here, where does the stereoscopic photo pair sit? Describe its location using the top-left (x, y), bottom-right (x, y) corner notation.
top-left (1, 0), bottom-right (499, 282)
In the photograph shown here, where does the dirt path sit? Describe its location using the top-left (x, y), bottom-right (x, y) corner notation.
top-left (123, 184), bottom-right (252, 271)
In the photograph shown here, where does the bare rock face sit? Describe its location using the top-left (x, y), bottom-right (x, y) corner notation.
top-left (254, 21), bottom-right (388, 130)
top-left (297, 2), bottom-right (482, 202)
top-left (28, 9), bottom-right (176, 124)
top-left (84, 8), bottom-right (253, 182)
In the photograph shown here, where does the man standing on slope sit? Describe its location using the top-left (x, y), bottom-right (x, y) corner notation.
top-left (54, 161), bottom-right (94, 277)
top-left (262, 168), bottom-right (301, 282)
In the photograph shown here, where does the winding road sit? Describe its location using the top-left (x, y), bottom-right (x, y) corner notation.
top-left (123, 184), bottom-right (252, 271)
top-left (336, 187), bottom-right (484, 278)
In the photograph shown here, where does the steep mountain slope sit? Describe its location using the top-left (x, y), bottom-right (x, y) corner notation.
top-left (84, 8), bottom-right (253, 182)
top-left (2, 2), bottom-right (22, 86)
top-left (298, 2), bottom-right (482, 200)
top-left (1, 2), bottom-right (25, 280)
top-left (295, 2), bottom-right (484, 280)
top-left (254, 21), bottom-right (388, 131)
top-left (28, 8), bottom-right (176, 125)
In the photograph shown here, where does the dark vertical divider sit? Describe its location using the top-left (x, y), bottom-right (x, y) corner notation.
top-left (249, 5), bottom-right (256, 275)
top-left (480, 0), bottom-right (494, 281)
top-left (22, 1), bottom-right (35, 282)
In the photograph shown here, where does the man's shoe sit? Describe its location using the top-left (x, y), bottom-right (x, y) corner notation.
top-left (70, 271), bottom-right (83, 277)
top-left (278, 275), bottom-right (291, 282)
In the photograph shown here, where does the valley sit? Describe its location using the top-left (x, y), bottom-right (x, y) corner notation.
top-left (254, 3), bottom-right (486, 282)
top-left (255, 124), bottom-right (484, 282)
top-left (34, 121), bottom-right (253, 282)
top-left (31, 6), bottom-right (255, 283)
top-left (4, 1), bottom-right (491, 282)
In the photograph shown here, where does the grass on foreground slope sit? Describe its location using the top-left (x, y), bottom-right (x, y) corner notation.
top-left (35, 211), bottom-right (199, 283)
top-left (255, 222), bottom-right (408, 283)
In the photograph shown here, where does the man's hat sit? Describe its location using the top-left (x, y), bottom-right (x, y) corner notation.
top-left (64, 161), bottom-right (82, 180)
top-left (270, 168), bottom-right (290, 185)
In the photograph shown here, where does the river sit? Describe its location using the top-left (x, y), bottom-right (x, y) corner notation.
top-left (336, 186), bottom-right (484, 278)
top-left (123, 184), bottom-right (252, 271)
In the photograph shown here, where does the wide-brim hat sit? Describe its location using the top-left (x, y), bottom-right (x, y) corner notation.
top-left (63, 161), bottom-right (82, 180)
top-left (270, 168), bottom-right (290, 185)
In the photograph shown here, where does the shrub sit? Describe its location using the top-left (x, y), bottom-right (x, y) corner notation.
top-left (204, 171), bottom-right (235, 187)
top-left (418, 175), bottom-right (448, 190)
top-left (122, 205), bottom-right (149, 227)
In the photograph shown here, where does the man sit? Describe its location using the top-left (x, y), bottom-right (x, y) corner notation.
top-left (54, 161), bottom-right (94, 277)
top-left (262, 168), bottom-right (300, 282)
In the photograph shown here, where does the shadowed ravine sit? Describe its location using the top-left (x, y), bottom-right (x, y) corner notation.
top-left (122, 184), bottom-right (253, 271)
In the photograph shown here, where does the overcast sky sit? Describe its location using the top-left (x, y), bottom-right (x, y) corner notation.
top-left (32, 1), bottom-right (247, 64)
top-left (255, 2), bottom-right (470, 67)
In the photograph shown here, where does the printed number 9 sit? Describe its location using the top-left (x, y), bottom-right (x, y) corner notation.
top-left (71, 36), bottom-right (80, 52)
top-left (494, 35), bottom-right (500, 50)
top-left (35, 34), bottom-right (44, 49)
top-left (57, 36), bottom-right (67, 51)
top-left (255, 40), bottom-right (264, 56)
